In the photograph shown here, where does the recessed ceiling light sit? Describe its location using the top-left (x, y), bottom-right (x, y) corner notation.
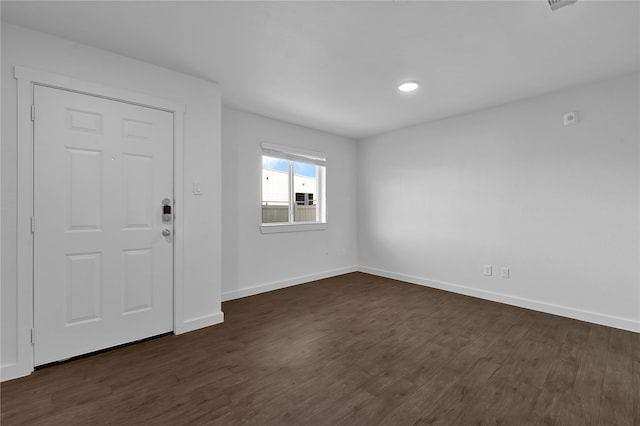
top-left (397, 81), bottom-right (420, 93)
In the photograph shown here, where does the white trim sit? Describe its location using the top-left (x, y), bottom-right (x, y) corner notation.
top-left (4, 66), bottom-right (187, 382)
top-left (260, 141), bottom-right (328, 230)
top-left (0, 364), bottom-right (27, 383)
top-left (317, 165), bottom-right (326, 223)
top-left (260, 222), bottom-right (328, 234)
top-left (222, 266), bottom-right (358, 301)
top-left (358, 266), bottom-right (640, 333)
top-left (14, 67), bottom-right (185, 114)
top-left (288, 161), bottom-right (294, 223)
top-left (176, 312), bottom-right (225, 334)
top-left (3, 76), bottom-right (37, 382)
top-left (172, 110), bottom-right (186, 336)
top-left (261, 141), bottom-right (326, 165)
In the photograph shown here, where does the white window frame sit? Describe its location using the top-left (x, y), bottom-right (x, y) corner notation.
top-left (260, 142), bottom-right (327, 234)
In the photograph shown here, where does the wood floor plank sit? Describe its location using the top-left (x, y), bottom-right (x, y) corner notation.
top-left (558, 324), bottom-right (610, 426)
top-left (1, 272), bottom-right (637, 425)
top-left (634, 332), bottom-right (640, 425)
top-left (375, 311), bottom-right (530, 424)
top-left (598, 327), bottom-right (635, 425)
top-left (524, 321), bottom-right (590, 425)
top-left (410, 322), bottom-right (529, 423)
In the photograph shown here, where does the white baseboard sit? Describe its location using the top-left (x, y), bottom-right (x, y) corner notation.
top-left (222, 266), bottom-right (359, 302)
top-left (1, 362), bottom-right (33, 382)
top-left (358, 266), bottom-right (640, 333)
top-left (175, 311), bottom-right (224, 335)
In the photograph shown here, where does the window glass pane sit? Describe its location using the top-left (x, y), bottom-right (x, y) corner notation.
top-left (262, 155), bottom-right (289, 223)
top-left (293, 162), bottom-right (317, 178)
top-left (262, 156), bottom-right (289, 173)
top-left (293, 161), bottom-right (318, 223)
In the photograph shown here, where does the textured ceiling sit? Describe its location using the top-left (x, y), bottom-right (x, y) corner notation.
top-left (2, 1), bottom-right (639, 139)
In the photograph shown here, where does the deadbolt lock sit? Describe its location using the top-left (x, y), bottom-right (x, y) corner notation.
top-left (162, 198), bottom-right (172, 223)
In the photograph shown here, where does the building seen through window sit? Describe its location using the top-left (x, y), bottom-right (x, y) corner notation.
top-left (261, 149), bottom-right (325, 225)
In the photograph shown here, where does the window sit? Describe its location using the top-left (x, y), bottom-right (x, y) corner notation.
top-left (261, 143), bottom-right (326, 233)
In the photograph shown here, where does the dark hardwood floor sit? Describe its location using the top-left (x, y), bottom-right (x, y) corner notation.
top-left (2, 272), bottom-right (638, 425)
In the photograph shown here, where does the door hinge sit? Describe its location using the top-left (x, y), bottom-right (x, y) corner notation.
top-left (31, 216), bottom-right (35, 234)
top-left (30, 328), bottom-right (35, 345)
top-left (31, 104), bottom-right (35, 122)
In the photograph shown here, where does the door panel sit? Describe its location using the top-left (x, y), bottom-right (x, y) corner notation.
top-left (34, 85), bottom-right (174, 365)
top-left (122, 249), bottom-right (153, 314)
top-left (65, 252), bottom-right (102, 324)
top-left (123, 154), bottom-right (153, 228)
top-left (67, 148), bottom-right (103, 230)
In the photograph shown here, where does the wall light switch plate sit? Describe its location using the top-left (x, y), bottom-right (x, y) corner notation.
top-left (193, 181), bottom-right (204, 195)
top-left (501, 267), bottom-right (510, 278)
top-left (483, 264), bottom-right (492, 276)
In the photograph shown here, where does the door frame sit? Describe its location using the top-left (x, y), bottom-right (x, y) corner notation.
top-left (13, 66), bottom-right (186, 379)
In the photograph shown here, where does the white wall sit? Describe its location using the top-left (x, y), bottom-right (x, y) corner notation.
top-left (358, 73), bottom-right (640, 332)
top-left (1, 23), bottom-right (223, 380)
top-left (222, 108), bottom-right (358, 300)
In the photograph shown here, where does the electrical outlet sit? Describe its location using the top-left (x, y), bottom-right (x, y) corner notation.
top-left (501, 267), bottom-right (510, 278)
top-left (483, 264), bottom-right (492, 276)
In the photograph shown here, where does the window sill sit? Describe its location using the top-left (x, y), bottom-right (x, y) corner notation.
top-left (260, 222), bottom-right (328, 234)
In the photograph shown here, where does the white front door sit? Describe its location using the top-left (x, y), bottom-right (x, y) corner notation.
top-left (33, 85), bottom-right (174, 366)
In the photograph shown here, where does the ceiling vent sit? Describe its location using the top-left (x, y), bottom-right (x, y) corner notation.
top-left (548, 0), bottom-right (578, 11)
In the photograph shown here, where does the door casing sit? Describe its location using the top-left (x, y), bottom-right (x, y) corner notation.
top-left (9, 66), bottom-right (186, 380)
